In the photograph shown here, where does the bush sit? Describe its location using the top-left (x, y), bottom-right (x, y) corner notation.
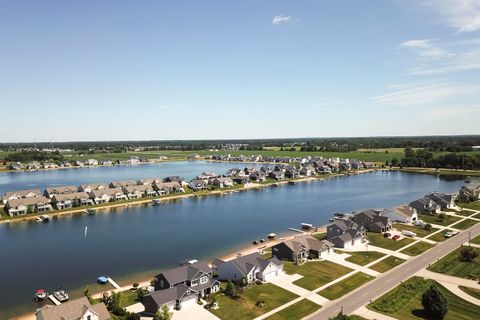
top-left (424, 224), bottom-right (432, 231)
top-left (225, 280), bottom-right (236, 297)
top-left (422, 284), bottom-right (448, 319)
top-left (460, 247), bottom-right (479, 262)
top-left (255, 299), bottom-right (266, 307)
top-left (255, 280), bottom-right (263, 285)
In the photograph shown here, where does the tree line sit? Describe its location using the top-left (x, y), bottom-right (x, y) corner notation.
top-left (399, 147), bottom-right (480, 170)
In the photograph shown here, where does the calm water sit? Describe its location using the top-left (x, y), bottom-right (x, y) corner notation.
top-left (0, 170), bottom-right (467, 318)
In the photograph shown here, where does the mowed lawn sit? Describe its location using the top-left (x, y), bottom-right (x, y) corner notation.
top-left (472, 234), bottom-right (480, 245)
top-left (400, 241), bottom-right (435, 256)
top-left (210, 283), bottom-right (298, 320)
top-left (318, 272), bottom-right (374, 300)
top-left (428, 246), bottom-right (480, 278)
top-left (427, 231), bottom-right (449, 242)
top-left (459, 286), bottom-right (480, 300)
top-left (394, 224), bottom-right (438, 237)
top-left (368, 277), bottom-right (480, 320)
top-left (367, 233), bottom-right (415, 251)
top-left (265, 299), bottom-right (321, 320)
top-left (451, 218), bottom-right (478, 230)
top-left (460, 201), bottom-right (480, 211)
top-left (342, 251), bottom-right (386, 266)
top-left (369, 256), bottom-right (406, 273)
top-left (283, 261), bottom-right (352, 291)
top-left (419, 214), bottom-right (462, 227)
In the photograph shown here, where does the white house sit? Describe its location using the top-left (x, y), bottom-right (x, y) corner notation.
top-left (382, 205), bottom-right (418, 223)
top-left (216, 252), bottom-right (283, 283)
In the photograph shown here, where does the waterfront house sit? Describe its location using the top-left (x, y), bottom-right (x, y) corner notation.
top-left (272, 235), bottom-right (334, 263)
top-left (269, 171), bottom-right (285, 180)
top-left (143, 285), bottom-right (199, 313)
top-left (351, 209), bottom-right (392, 233)
top-left (89, 188), bottom-right (127, 204)
top-left (249, 171), bottom-right (266, 182)
top-left (232, 176), bottom-right (250, 185)
top-left (382, 205), bottom-right (418, 223)
top-left (137, 178), bottom-right (163, 186)
top-left (188, 179), bottom-right (208, 191)
top-left (216, 252), bottom-right (283, 283)
top-left (459, 183), bottom-right (480, 201)
top-left (154, 182), bottom-right (185, 195)
top-left (5, 196), bottom-right (52, 216)
top-left (78, 183), bottom-right (109, 193)
top-left (44, 185), bottom-right (78, 198)
top-left (409, 197), bottom-right (441, 215)
top-left (85, 159), bottom-right (99, 166)
top-left (52, 192), bottom-right (93, 210)
top-left (164, 176), bottom-right (185, 185)
top-left (327, 220), bottom-right (365, 249)
top-left (35, 296), bottom-right (110, 320)
top-left (2, 189), bottom-right (42, 205)
top-left (123, 185), bottom-right (157, 199)
top-left (109, 180), bottom-right (137, 188)
top-left (300, 165), bottom-right (315, 176)
top-left (211, 177), bottom-right (234, 188)
top-left (425, 192), bottom-right (457, 210)
top-left (7, 162), bottom-right (22, 170)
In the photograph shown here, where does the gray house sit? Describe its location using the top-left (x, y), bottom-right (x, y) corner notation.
top-left (272, 235), bottom-right (334, 263)
top-left (351, 209), bottom-right (392, 233)
top-left (216, 252), bottom-right (283, 283)
top-left (409, 197), bottom-right (441, 215)
top-left (142, 284), bottom-right (198, 313)
top-left (327, 220), bottom-right (366, 249)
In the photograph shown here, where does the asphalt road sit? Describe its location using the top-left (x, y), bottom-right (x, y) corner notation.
top-left (307, 222), bottom-right (480, 319)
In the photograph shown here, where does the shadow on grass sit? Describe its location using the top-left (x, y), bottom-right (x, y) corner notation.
top-left (411, 309), bottom-right (439, 320)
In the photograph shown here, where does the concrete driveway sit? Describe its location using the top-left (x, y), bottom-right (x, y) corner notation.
top-left (172, 302), bottom-right (221, 320)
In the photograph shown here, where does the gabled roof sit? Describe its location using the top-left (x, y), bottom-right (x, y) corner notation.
top-left (3, 189), bottom-right (41, 198)
top-left (279, 235), bottom-right (334, 254)
top-left (7, 196), bottom-right (51, 207)
top-left (52, 192), bottom-right (90, 201)
top-left (44, 185), bottom-right (78, 195)
top-left (223, 252), bottom-right (283, 276)
top-left (35, 296), bottom-right (110, 320)
top-left (91, 188), bottom-right (124, 197)
top-left (158, 261), bottom-right (212, 285)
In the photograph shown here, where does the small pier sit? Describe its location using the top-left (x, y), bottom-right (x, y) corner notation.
top-left (288, 227), bottom-right (305, 233)
top-left (48, 295), bottom-right (61, 305)
top-left (107, 277), bottom-right (121, 289)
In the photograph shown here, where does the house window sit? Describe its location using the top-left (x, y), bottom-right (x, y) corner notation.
top-left (87, 316), bottom-right (91, 320)
top-left (200, 276), bottom-right (208, 284)
top-left (191, 279), bottom-right (198, 286)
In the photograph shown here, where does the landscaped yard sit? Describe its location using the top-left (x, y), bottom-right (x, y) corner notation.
top-left (117, 289), bottom-right (140, 308)
top-left (369, 256), bottom-right (406, 273)
top-left (367, 233), bottom-right (415, 251)
top-left (460, 201), bottom-right (480, 211)
top-left (472, 234), bottom-right (480, 245)
top-left (265, 299), bottom-right (321, 320)
top-left (368, 277), bottom-right (480, 320)
top-left (474, 213), bottom-right (480, 219)
top-left (419, 214), bottom-right (461, 227)
top-left (451, 218), bottom-right (478, 230)
top-left (400, 241), bottom-right (435, 256)
top-left (312, 232), bottom-right (326, 241)
top-left (210, 283), bottom-right (298, 320)
top-left (394, 224), bottom-right (438, 237)
top-left (427, 246), bottom-right (480, 278)
top-left (459, 286), bottom-right (480, 300)
top-left (283, 261), bottom-right (352, 291)
top-left (317, 272), bottom-right (374, 300)
top-left (427, 231), bottom-right (449, 242)
top-left (343, 251), bottom-right (386, 266)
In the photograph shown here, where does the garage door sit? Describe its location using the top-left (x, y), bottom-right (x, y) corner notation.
top-left (263, 270), bottom-right (280, 282)
top-left (180, 294), bottom-right (197, 309)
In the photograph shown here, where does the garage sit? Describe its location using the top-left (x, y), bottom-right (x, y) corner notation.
top-left (179, 293), bottom-right (197, 309)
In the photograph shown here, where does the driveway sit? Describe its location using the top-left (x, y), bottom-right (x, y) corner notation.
top-left (172, 302), bottom-right (221, 320)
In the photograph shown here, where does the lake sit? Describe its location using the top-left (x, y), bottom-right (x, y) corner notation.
top-left (0, 168), bottom-right (468, 318)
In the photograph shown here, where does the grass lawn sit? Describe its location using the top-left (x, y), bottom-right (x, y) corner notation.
top-left (450, 218), bottom-right (478, 230)
top-left (400, 241), bottom-right (435, 256)
top-left (473, 213), bottom-right (480, 219)
top-left (419, 214), bottom-right (462, 227)
top-left (342, 251), bottom-right (386, 266)
top-left (368, 277), bottom-right (480, 320)
top-left (210, 283), bottom-right (298, 320)
top-left (427, 246), bottom-right (480, 278)
top-left (459, 201), bottom-right (480, 211)
top-left (459, 286), bottom-right (480, 300)
top-left (283, 261), bottom-right (352, 291)
top-left (367, 233), bottom-right (415, 251)
top-left (369, 256), bottom-right (406, 273)
top-left (261, 247), bottom-right (272, 259)
top-left (394, 224), bottom-right (439, 237)
top-left (427, 231), bottom-right (449, 242)
top-left (318, 272), bottom-right (374, 300)
top-left (265, 299), bottom-right (321, 320)
top-left (117, 290), bottom-right (139, 308)
top-left (472, 234), bottom-right (480, 245)
top-left (453, 210), bottom-right (476, 217)
top-left (312, 232), bottom-right (326, 241)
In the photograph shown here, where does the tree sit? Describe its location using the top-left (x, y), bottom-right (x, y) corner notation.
top-left (424, 223), bottom-right (432, 231)
top-left (154, 305), bottom-right (172, 320)
top-left (422, 284), bottom-right (448, 319)
top-left (83, 286), bottom-right (93, 303)
top-left (137, 288), bottom-right (145, 301)
top-left (124, 312), bottom-right (141, 320)
top-left (460, 247), bottom-right (479, 262)
top-left (225, 280), bottom-right (236, 297)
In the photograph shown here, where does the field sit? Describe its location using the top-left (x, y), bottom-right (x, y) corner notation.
top-left (265, 299), bottom-right (321, 320)
top-left (450, 218), bottom-right (478, 230)
top-left (283, 261), bottom-right (352, 291)
top-left (427, 246), bottom-right (480, 278)
top-left (369, 256), bottom-right (406, 273)
top-left (400, 241), bottom-right (435, 256)
top-left (342, 251), bottom-right (386, 266)
top-left (367, 233), bottom-right (415, 251)
top-left (210, 283), bottom-right (298, 320)
top-left (394, 224), bottom-right (438, 237)
top-left (317, 272), bottom-right (374, 300)
top-left (418, 214), bottom-right (462, 227)
top-left (368, 277), bottom-right (480, 320)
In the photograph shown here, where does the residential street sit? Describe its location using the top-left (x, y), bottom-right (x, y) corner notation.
top-left (307, 222), bottom-right (480, 319)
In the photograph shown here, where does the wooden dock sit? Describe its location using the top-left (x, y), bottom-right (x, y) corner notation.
top-left (48, 295), bottom-right (61, 305)
top-left (107, 277), bottom-right (121, 289)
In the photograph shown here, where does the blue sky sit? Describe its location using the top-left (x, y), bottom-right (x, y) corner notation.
top-left (1, 0), bottom-right (479, 142)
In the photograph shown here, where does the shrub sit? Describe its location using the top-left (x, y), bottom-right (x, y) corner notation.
top-left (460, 247), bottom-right (479, 262)
top-left (424, 224), bottom-right (432, 231)
top-left (422, 284), bottom-right (448, 319)
top-left (225, 280), bottom-right (236, 297)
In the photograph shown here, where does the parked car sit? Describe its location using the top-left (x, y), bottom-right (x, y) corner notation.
top-left (392, 235), bottom-right (400, 241)
top-left (383, 232), bottom-right (391, 238)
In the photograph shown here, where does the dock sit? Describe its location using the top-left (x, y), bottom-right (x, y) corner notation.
top-left (288, 227), bottom-right (305, 233)
top-left (107, 277), bottom-right (121, 289)
top-left (48, 295), bottom-right (61, 305)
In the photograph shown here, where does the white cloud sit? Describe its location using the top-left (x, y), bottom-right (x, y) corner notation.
top-left (400, 39), bottom-right (455, 59)
top-left (272, 15), bottom-right (291, 25)
top-left (423, 0), bottom-right (480, 32)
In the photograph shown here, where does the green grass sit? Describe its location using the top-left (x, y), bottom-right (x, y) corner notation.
top-left (261, 247), bottom-right (272, 259)
top-left (312, 232), bottom-right (326, 241)
top-left (318, 272), bottom-right (374, 300)
top-left (265, 299), bottom-right (321, 320)
top-left (459, 286), bottom-right (480, 300)
top-left (369, 277), bottom-right (480, 320)
top-left (117, 290), bottom-right (139, 308)
top-left (400, 241), bottom-right (435, 256)
top-left (342, 251), bottom-right (386, 266)
top-left (450, 218), bottom-right (478, 230)
top-left (283, 261), bottom-right (352, 291)
top-left (419, 214), bottom-right (462, 227)
top-left (369, 256), bottom-right (406, 273)
top-left (471, 234), bottom-right (480, 245)
top-left (428, 246), bottom-right (480, 278)
top-left (473, 213), bottom-right (480, 219)
top-left (367, 233), bottom-right (415, 251)
top-left (427, 231), bottom-right (449, 242)
top-left (210, 283), bottom-right (298, 320)
top-left (460, 201), bottom-right (480, 211)
top-left (395, 224), bottom-right (439, 237)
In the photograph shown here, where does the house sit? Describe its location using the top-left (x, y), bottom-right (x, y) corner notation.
top-left (382, 205), bottom-right (418, 223)
top-left (5, 196), bottom-right (53, 216)
top-left (460, 183), bottom-right (480, 201)
top-left (78, 183), bottom-right (109, 193)
top-left (327, 220), bottom-right (366, 249)
top-left (351, 209), bottom-right (392, 233)
top-left (269, 171), bottom-right (285, 180)
top-left (52, 192), bottom-right (93, 210)
top-left (188, 179), bottom-right (208, 191)
top-left (137, 178), bottom-right (163, 186)
top-left (109, 180), bottom-right (137, 188)
top-left (154, 182), bottom-right (185, 195)
top-left (123, 185), bottom-right (157, 199)
top-left (249, 171), bottom-right (266, 182)
top-left (272, 235), bottom-right (334, 263)
top-left (35, 296), bottom-right (110, 320)
top-left (425, 192), bottom-right (457, 209)
top-left (300, 165), bottom-right (315, 176)
top-left (8, 162), bottom-right (22, 170)
top-left (2, 189), bottom-right (41, 204)
top-left (409, 197), bottom-right (441, 215)
top-left (351, 161), bottom-right (364, 170)
top-left (164, 176), bottom-right (185, 185)
top-left (89, 188), bottom-right (127, 204)
top-left (142, 284), bottom-right (199, 313)
top-left (216, 252), bottom-right (283, 283)
top-left (85, 159), bottom-right (99, 166)
top-left (44, 186), bottom-right (78, 198)
top-left (211, 177), bottom-right (234, 188)
top-left (232, 176), bottom-right (250, 185)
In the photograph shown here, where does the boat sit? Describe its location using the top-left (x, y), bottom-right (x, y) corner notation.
top-left (35, 217), bottom-right (43, 223)
top-left (53, 288), bottom-right (69, 302)
top-left (40, 215), bottom-right (49, 223)
top-left (97, 276), bottom-right (109, 284)
top-left (252, 240), bottom-right (258, 245)
top-left (152, 199), bottom-right (162, 206)
top-left (259, 238), bottom-right (265, 243)
top-left (85, 208), bottom-right (95, 215)
top-left (329, 218), bottom-right (335, 222)
top-left (267, 233), bottom-right (276, 239)
top-left (271, 184), bottom-right (278, 187)
top-left (33, 289), bottom-right (47, 302)
top-left (301, 223), bottom-right (314, 230)
top-left (288, 181), bottom-right (296, 185)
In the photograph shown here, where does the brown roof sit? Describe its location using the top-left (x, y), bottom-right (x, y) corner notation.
top-left (35, 297), bottom-right (110, 320)
top-left (52, 192), bottom-right (90, 202)
top-left (3, 189), bottom-right (41, 198)
top-left (7, 196), bottom-right (51, 208)
top-left (44, 186), bottom-right (78, 195)
top-left (91, 188), bottom-right (124, 197)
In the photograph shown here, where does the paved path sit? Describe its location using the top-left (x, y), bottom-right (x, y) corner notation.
top-left (416, 269), bottom-right (480, 289)
top-left (306, 221), bottom-right (480, 319)
top-left (353, 306), bottom-right (398, 320)
top-left (437, 281), bottom-right (480, 305)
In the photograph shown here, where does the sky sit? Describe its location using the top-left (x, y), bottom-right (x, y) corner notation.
top-left (0, 0), bottom-right (480, 142)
